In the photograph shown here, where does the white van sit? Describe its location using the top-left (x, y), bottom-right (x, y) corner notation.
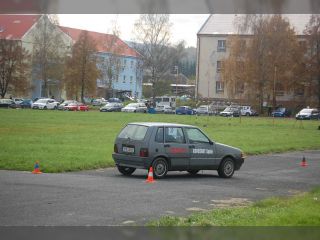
top-left (154, 96), bottom-right (176, 108)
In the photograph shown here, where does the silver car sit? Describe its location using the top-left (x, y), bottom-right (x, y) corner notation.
top-left (112, 122), bottom-right (245, 179)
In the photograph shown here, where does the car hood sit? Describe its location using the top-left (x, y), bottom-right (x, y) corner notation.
top-left (33, 102), bottom-right (46, 106)
top-left (215, 142), bottom-right (242, 157)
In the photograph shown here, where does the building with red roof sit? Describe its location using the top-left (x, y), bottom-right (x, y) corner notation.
top-left (1, 14), bottom-right (143, 100)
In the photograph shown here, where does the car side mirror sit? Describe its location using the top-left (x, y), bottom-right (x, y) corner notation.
top-left (209, 140), bottom-right (214, 145)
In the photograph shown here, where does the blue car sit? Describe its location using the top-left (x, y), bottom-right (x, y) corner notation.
top-left (175, 106), bottom-right (195, 115)
top-left (19, 99), bottom-right (33, 109)
top-left (271, 108), bottom-right (291, 117)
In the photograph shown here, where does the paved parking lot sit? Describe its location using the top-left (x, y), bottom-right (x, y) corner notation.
top-left (0, 150), bottom-right (319, 226)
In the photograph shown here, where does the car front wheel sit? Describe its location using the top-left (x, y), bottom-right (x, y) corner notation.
top-left (117, 166), bottom-right (136, 176)
top-left (152, 158), bottom-right (168, 179)
top-left (218, 157), bottom-right (235, 178)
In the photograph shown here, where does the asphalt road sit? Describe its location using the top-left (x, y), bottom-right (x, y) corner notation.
top-left (0, 150), bottom-right (319, 226)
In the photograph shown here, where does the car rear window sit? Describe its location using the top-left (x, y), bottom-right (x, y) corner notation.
top-left (118, 125), bottom-right (149, 141)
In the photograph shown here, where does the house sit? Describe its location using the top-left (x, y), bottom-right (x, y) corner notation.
top-left (0, 14), bottom-right (73, 100)
top-left (59, 26), bottom-right (143, 99)
top-left (196, 14), bottom-right (316, 109)
top-left (0, 15), bottom-right (143, 100)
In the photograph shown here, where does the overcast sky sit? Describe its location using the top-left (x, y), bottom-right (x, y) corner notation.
top-left (58, 14), bottom-right (209, 47)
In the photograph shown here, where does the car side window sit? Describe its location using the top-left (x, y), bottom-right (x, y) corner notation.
top-left (155, 127), bottom-right (164, 143)
top-left (185, 128), bottom-right (210, 144)
top-left (165, 127), bottom-right (186, 144)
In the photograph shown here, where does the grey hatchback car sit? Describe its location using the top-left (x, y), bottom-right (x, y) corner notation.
top-left (112, 122), bottom-right (244, 179)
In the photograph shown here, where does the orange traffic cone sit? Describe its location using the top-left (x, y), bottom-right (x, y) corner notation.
top-left (32, 161), bottom-right (42, 174)
top-left (146, 167), bottom-right (155, 183)
top-left (300, 156), bottom-right (308, 167)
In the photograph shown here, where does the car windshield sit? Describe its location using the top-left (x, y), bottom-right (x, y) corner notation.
top-left (118, 124), bottom-right (148, 141)
top-left (223, 107), bottom-right (231, 112)
top-left (300, 109), bottom-right (312, 114)
top-left (126, 103), bottom-right (139, 107)
top-left (36, 99), bottom-right (48, 103)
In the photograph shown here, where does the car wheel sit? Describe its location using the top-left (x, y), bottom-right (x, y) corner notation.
top-left (117, 166), bottom-right (136, 176)
top-left (187, 170), bottom-right (199, 175)
top-left (152, 158), bottom-right (168, 179)
top-left (44, 106), bottom-right (47, 110)
top-left (246, 112), bottom-right (250, 116)
top-left (218, 157), bottom-right (235, 178)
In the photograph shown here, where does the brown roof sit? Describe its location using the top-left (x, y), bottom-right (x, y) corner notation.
top-left (59, 26), bottom-right (141, 58)
top-left (0, 14), bottom-right (41, 40)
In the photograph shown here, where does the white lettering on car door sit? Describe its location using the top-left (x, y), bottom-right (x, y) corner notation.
top-left (193, 149), bottom-right (213, 154)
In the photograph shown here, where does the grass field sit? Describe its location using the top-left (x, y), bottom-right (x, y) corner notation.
top-left (149, 188), bottom-right (320, 226)
top-left (0, 109), bottom-right (319, 172)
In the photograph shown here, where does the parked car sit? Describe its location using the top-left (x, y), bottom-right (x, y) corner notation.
top-left (155, 105), bottom-right (173, 113)
top-left (65, 102), bottom-right (89, 111)
top-left (100, 102), bottom-right (123, 112)
top-left (196, 105), bottom-right (214, 116)
top-left (175, 106), bottom-right (195, 115)
top-left (19, 99), bottom-right (33, 109)
top-left (108, 98), bottom-right (122, 103)
top-left (58, 100), bottom-right (78, 110)
top-left (220, 107), bottom-right (240, 117)
top-left (163, 106), bottom-right (175, 114)
top-left (112, 122), bottom-right (245, 179)
top-left (32, 98), bottom-right (60, 110)
top-left (13, 98), bottom-right (24, 105)
top-left (271, 107), bottom-right (291, 117)
top-left (92, 98), bottom-right (108, 106)
top-left (121, 103), bottom-right (147, 113)
top-left (240, 106), bottom-right (258, 116)
top-left (0, 99), bottom-right (15, 108)
top-left (295, 108), bottom-right (319, 120)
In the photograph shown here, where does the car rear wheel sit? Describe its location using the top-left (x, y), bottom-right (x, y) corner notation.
top-left (187, 170), bottom-right (199, 175)
top-left (218, 157), bottom-right (235, 178)
top-left (152, 158), bottom-right (168, 179)
top-left (117, 166), bottom-right (136, 176)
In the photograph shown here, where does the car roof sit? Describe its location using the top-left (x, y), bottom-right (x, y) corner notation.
top-left (128, 122), bottom-right (196, 128)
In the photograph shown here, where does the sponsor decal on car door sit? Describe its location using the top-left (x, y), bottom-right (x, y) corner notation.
top-left (185, 128), bottom-right (219, 169)
top-left (164, 127), bottom-right (189, 169)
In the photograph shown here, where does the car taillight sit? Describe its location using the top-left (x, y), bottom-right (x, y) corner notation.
top-left (139, 148), bottom-right (149, 157)
top-left (114, 144), bottom-right (118, 153)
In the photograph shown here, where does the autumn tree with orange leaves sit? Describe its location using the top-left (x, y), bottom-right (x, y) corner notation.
top-left (64, 31), bottom-right (101, 102)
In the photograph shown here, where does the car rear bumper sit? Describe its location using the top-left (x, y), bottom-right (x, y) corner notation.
top-left (112, 153), bottom-right (150, 169)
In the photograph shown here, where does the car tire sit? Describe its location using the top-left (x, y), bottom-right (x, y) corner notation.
top-left (218, 157), bottom-right (235, 178)
top-left (43, 106), bottom-right (47, 110)
top-left (152, 158), bottom-right (168, 179)
top-left (246, 112), bottom-right (250, 116)
top-left (187, 170), bottom-right (199, 175)
top-left (117, 166), bottom-right (136, 176)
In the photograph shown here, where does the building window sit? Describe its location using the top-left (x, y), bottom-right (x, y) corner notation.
top-left (115, 75), bottom-right (119, 83)
top-left (216, 81), bottom-right (224, 93)
top-left (123, 75), bottom-right (126, 83)
top-left (130, 76), bottom-right (133, 84)
top-left (217, 40), bottom-right (226, 52)
top-left (275, 83), bottom-right (284, 96)
top-left (235, 82), bottom-right (244, 94)
top-left (131, 61), bottom-right (134, 69)
top-left (217, 61), bottom-right (223, 73)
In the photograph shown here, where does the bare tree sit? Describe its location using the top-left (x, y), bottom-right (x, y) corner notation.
top-left (133, 14), bottom-right (172, 99)
top-left (0, 39), bottom-right (30, 98)
top-left (64, 31), bottom-right (101, 102)
top-left (31, 15), bottom-right (68, 98)
top-left (304, 14), bottom-right (320, 107)
top-left (99, 18), bottom-right (125, 98)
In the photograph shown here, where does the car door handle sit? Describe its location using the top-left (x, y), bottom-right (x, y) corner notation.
top-left (164, 144), bottom-right (170, 147)
top-left (189, 145), bottom-right (195, 149)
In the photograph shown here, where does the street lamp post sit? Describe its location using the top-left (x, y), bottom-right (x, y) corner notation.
top-left (174, 66), bottom-right (178, 114)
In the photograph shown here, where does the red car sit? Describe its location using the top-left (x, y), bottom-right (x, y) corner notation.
top-left (65, 103), bottom-right (89, 111)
